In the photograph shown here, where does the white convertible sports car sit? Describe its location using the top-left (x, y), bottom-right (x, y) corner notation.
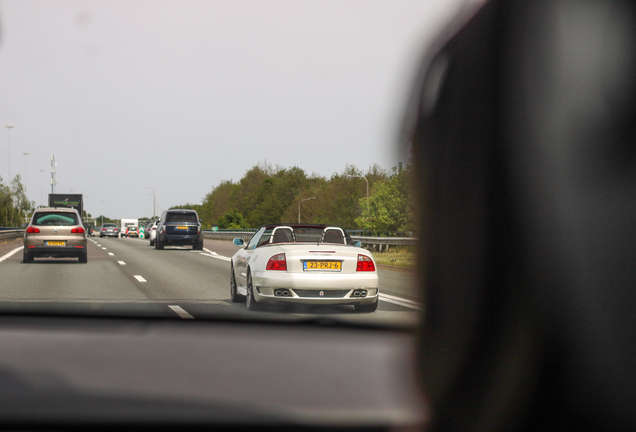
top-left (230, 224), bottom-right (379, 312)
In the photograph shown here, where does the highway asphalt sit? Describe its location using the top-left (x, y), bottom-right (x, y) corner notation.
top-left (0, 237), bottom-right (422, 326)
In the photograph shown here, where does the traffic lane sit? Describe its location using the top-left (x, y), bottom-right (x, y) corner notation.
top-left (1, 236), bottom-right (421, 323)
top-left (0, 238), bottom-right (186, 317)
top-left (377, 268), bottom-right (420, 303)
top-left (101, 237), bottom-right (420, 323)
top-left (203, 239), bottom-right (240, 257)
top-left (95, 236), bottom-right (232, 302)
top-left (0, 240), bottom-right (155, 312)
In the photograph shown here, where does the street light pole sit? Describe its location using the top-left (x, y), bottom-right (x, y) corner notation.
top-left (101, 200), bottom-right (104, 227)
top-left (298, 197), bottom-right (316, 223)
top-left (144, 187), bottom-right (156, 218)
top-left (347, 175), bottom-right (369, 214)
top-left (39, 169), bottom-right (45, 207)
top-left (22, 152), bottom-right (29, 196)
top-left (5, 125), bottom-right (14, 182)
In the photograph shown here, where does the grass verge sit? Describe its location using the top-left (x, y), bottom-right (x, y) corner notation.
top-left (369, 247), bottom-right (415, 269)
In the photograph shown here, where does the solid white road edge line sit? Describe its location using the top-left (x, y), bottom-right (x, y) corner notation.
top-left (0, 246), bottom-right (23, 263)
top-left (378, 294), bottom-right (423, 310)
top-left (201, 248), bottom-right (231, 261)
top-left (134, 275), bottom-right (147, 282)
top-left (168, 305), bottom-right (194, 319)
top-left (378, 292), bottom-right (422, 306)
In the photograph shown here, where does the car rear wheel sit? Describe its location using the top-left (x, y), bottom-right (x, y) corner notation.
top-left (23, 250), bottom-right (33, 263)
top-left (230, 264), bottom-right (245, 303)
top-left (246, 272), bottom-right (261, 311)
top-left (79, 252), bottom-right (88, 264)
top-left (194, 239), bottom-right (203, 250)
top-left (354, 298), bottom-right (378, 313)
top-left (156, 238), bottom-right (164, 250)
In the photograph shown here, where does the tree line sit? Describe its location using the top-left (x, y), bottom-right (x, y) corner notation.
top-left (177, 161), bottom-right (414, 233)
top-left (0, 175), bottom-right (33, 227)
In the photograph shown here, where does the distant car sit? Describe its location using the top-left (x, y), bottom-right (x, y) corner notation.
top-left (230, 224), bottom-right (379, 312)
top-left (147, 220), bottom-right (158, 246)
top-left (90, 226), bottom-right (101, 237)
top-left (155, 209), bottom-right (203, 250)
top-left (100, 223), bottom-right (119, 238)
top-left (126, 226), bottom-right (139, 238)
top-left (23, 207), bottom-right (87, 263)
top-left (143, 220), bottom-right (154, 239)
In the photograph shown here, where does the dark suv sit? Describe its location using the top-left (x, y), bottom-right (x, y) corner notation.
top-left (155, 209), bottom-right (203, 250)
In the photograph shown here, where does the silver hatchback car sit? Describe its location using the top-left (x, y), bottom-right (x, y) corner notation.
top-left (23, 208), bottom-right (88, 263)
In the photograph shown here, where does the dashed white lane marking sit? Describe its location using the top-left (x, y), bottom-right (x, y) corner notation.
top-left (108, 252), bottom-right (114, 256)
top-left (102, 247), bottom-right (107, 250)
top-left (134, 275), bottom-right (147, 282)
top-left (0, 246), bottom-right (23, 263)
top-left (97, 244), bottom-right (101, 247)
top-left (202, 247), bottom-right (231, 262)
top-left (378, 293), bottom-right (423, 310)
top-left (117, 261), bottom-right (126, 265)
top-left (168, 305), bottom-right (194, 319)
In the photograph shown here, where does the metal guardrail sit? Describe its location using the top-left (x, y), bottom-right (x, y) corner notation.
top-left (351, 236), bottom-right (417, 246)
top-left (203, 230), bottom-right (417, 249)
top-left (203, 231), bottom-right (254, 241)
top-left (0, 229), bottom-right (24, 242)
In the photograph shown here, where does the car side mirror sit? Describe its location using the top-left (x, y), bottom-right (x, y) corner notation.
top-left (22, 222), bottom-right (28, 228)
top-left (233, 238), bottom-right (245, 247)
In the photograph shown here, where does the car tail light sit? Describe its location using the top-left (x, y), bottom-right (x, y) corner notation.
top-left (71, 227), bottom-right (85, 233)
top-left (101, 228), bottom-right (106, 231)
top-left (356, 254), bottom-right (375, 272)
top-left (26, 227), bottom-right (40, 233)
top-left (266, 253), bottom-right (287, 271)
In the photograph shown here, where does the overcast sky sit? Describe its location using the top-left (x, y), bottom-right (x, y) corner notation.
top-left (1, 0), bottom-right (467, 219)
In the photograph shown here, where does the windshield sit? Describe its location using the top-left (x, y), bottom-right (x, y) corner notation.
top-left (0, 1), bottom-right (466, 329)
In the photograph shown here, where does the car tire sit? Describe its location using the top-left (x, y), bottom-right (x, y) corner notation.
top-left (230, 264), bottom-right (245, 303)
top-left (23, 250), bottom-right (33, 263)
top-left (157, 238), bottom-right (164, 250)
top-left (354, 297), bottom-right (378, 313)
top-left (246, 272), bottom-right (261, 311)
top-left (194, 239), bottom-right (203, 250)
top-left (79, 252), bottom-right (88, 264)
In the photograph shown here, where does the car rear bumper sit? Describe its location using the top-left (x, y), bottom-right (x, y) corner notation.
top-left (24, 246), bottom-right (86, 258)
top-left (160, 234), bottom-right (202, 245)
top-left (101, 232), bottom-right (119, 237)
top-left (252, 271), bottom-right (379, 305)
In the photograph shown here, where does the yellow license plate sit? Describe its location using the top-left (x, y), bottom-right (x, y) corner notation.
top-left (304, 261), bottom-right (341, 271)
top-left (177, 226), bottom-right (188, 230)
top-left (46, 241), bottom-right (65, 246)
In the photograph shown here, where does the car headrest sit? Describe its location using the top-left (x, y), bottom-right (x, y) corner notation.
top-left (407, 0), bottom-right (636, 430)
